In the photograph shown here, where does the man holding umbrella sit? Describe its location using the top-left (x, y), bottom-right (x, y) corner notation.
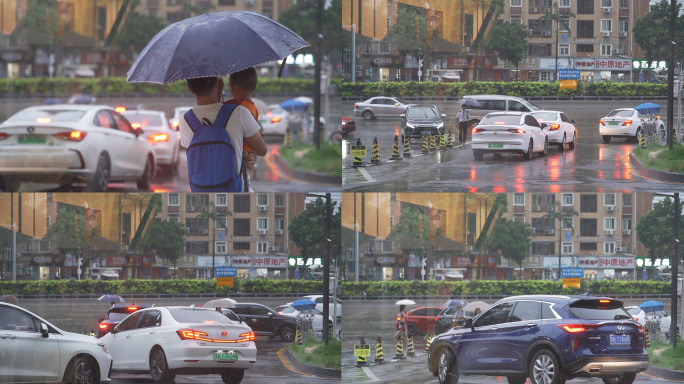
top-left (457, 104), bottom-right (471, 145)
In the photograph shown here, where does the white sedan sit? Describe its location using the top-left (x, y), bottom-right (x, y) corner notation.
top-left (259, 104), bottom-right (290, 135)
top-left (121, 109), bottom-right (182, 177)
top-left (0, 104), bottom-right (156, 192)
top-left (471, 112), bottom-right (549, 160)
top-left (530, 110), bottom-right (577, 151)
top-left (275, 305), bottom-right (334, 334)
top-left (599, 108), bottom-right (663, 143)
top-left (101, 306), bottom-right (256, 384)
top-left (0, 302), bottom-right (112, 384)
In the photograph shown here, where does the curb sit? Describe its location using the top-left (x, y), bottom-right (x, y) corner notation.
top-left (629, 152), bottom-right (684, 183)
top-left (282, 347), bottom-right (341, 379)
top-left (646, 366), bottom-right (684, 381)
top-left (273, 154), bottom-right (342, 185)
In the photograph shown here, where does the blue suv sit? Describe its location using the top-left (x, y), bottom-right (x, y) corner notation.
top-left (428, 295), bottom-right (649, 384)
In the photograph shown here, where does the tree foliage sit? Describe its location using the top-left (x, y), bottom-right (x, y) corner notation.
top-left (20, 0), bottom-right (58, 38)
top-left (633, 0), bottom-right (684, 64)
top-left (484, 21), bottom-right (531, 70)
top-left (278, 0), bottom-right (344, 58)
top-left (636, 197), bottom-right (684, 262)
top-left (385, 5), bottom-right (428, 55)
top-left (44, 205), bottom-right (90, 255)
top-left (387, 203), bottom-right (432, 251)
top-left (115, 12), bottom-right (168, 53)
top-left (488, 219), bottom-right (533, 268)
top-left (289, 197), bottom-right (341, 265)
top-left (139, 219), bottom-right (187, 274)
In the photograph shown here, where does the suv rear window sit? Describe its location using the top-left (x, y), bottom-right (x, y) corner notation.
top-left (566, 299), bottom-right (631, 320)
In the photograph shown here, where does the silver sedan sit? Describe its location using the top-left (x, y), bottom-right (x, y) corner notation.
top-left (353, 96), bottom-right (412, 120)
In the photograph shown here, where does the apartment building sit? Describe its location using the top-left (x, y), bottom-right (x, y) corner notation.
top-left (134, 0), bottom-right (295, 23)
top-left (157, 192), bottom-right (306, 279)
top-left (502, 192), bottom-right (652, 280)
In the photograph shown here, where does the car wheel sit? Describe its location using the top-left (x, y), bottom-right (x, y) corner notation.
top-left (602, 373), bottom-right (636, 384)
top-left (407, 323), bottom-right (418, 337)
top-left (568, 132), bottom-right (576, 150)
top-left (362, 110), bottom-right (374, 120)
top-left (87, 153), bottom-right (111, 192)
top-left (540, 137), bottom-right (548, 157)
top-left (523, 140), bottom-right (534, 160)
top-left (66, 356), bottom-right (97, 384)
top-left (329, 130), bottom-right (343, 143)
top-left (633, 128), bottom-right (641, 143)
top-left (150, 348), bottom-right (175, 383)
top-left (221, 369), bottom-right (245, 384)
top-left (529, 349), bottom-right (562, 384)
top-left (280, 325), bottom-right (295, 342)
top-left (473, 150), bottom-right (484, 161)
top-left (136, 156), bottom-right (154, 191)
top-left (558, 134), bottom-right (566, 152)
top-left (508, 376), bottom-right (527, 384)
top-left (603, 136), bottom-right (611, 144)
top-left (437, 348), bottom-right (459, 384)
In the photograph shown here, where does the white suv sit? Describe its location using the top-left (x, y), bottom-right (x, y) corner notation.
top-left (460, 95), bottom-right (542, 129)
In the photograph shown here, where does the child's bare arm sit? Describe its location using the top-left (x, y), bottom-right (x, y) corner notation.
top-left (245, 132), bottom-right (267, 156)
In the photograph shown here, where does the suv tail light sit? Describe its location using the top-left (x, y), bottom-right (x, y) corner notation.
top-left (0, 132), bottom-right (9, 140)
top-left (472, 128), bottom-right (484, 133)
top-left (557, 324), bottom-right (600, 333)
top-left (507, 129), bottom-right (525, 134)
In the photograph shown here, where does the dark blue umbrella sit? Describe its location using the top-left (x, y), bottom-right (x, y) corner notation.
top-left (127, 11), bottom-right (309, 84)
top-left (635, 103), bottom-right (661, 115)
top-left (443, 299), bottom-right (468, 308)
top-left (638, 300), bottom-right (665, 313)
top-left (290, 299), bottom-right (316, 311)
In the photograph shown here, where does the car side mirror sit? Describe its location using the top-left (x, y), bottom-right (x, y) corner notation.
top-left (268, 312), bottom-right (274, 318)
top-left (40, 322), bottom-right (49, 338)
top-left (400, 114), bottom-right (406, 119)
top-left (441, 114), bottom-right (447, 118)
top-left (464, 318), bottom-right (473, 329)
top-left (570, 119), bottom-right (576, 124)
top-left (541, 123), bottom-right (548, 129)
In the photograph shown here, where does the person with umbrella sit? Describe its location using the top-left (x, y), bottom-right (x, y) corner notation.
top-left (393, 304), bottom-right (409, 356)
top-left (457, 103), bottom-right (471, 145)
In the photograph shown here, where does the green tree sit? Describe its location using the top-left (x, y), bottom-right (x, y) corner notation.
top-left (115, 12), bottom-right (168, 53)
top-left (385, 5), bottom-right (429, 74)
top-left (387, 203), bottom-right (436, 279)
top-left (278, 0), bottom-right (344, 59)
top-left (289, 197), bottom-right (341, 266)
top-left (488, 219), bottom-right (533, 275)
top-left (484, 21), bottom-right (531, 79)
top-left (139, 219), bottom-right (187, 278)
top-left (19, 0), bottom-right (58, 37)
top-left (633, 0), bottom-right (684, 64)
top-left (636, 197), bottom-right (684, 263)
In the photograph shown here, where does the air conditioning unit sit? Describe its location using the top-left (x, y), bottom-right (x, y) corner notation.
top-left (187, 205), bottom-right (195, 212)
top-left (623, 229), bottom-right (631, 235)
top-left (259, 205), bottom-right (267, 212)
top-left (541, 31), bottom-right (551, 37)
top-left (543, 7), bottom-right (551, 13)
top-left (199, 229), bottom-right (208, 235)
top-left (532, 205), bottom-right (542, 212)
top-left (544, 229), bottom-right (555, 235)
top-left (268, 246), bottom-right (277, 252)
top-left (606, 205), bottom-right (615, 212)
top-left (259, 230), bottom-right (267, 235)
top-left (612, 48), bottom-right (620, 54)
top-left (201, 206), bottom-right (209, 212)
top-left (615, 246), bottom-right (623, 252)
top-left (531, 227), bottom-right (537, 233)
top-left (603, 7), bottom-right (611, 13)
top-left (603, 32), bottom-right (611, 37)
top-left (619, 31), bottom-right (628, 37)
top-left (276, 229), bottom-right (284, 235)
top-left (530, 7), bottom-right (538, 13)
top-left (606, 229), bottom-right (614, 235)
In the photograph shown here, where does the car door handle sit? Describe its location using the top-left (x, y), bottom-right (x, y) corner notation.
top-left (490, 327), bottom-right (498, 332)
top-left (0, 334), bottom-right (16, 339)
top-left (527, 323), bottom-right (537, 327)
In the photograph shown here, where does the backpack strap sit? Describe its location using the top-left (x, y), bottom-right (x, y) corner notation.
top-left (183, 109), bottom-right (202, 133)
top-left (215, 103), bottom-right (237, 129)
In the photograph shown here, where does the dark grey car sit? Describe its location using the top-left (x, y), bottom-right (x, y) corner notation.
top-left (401, 105), bottom-right (446, 139)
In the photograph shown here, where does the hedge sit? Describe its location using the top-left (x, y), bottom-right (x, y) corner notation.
top-left (0, 278), bottom-right (322, 296)
top-left (340, 280), bottom-right (671, 297)
top-left (341, 80), bottom-right (667, 98)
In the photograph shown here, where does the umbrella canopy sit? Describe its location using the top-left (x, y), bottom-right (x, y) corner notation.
top-left (203, 298), bottom-right (237, 309)
top-left (460, 98), bottom-right (482, 108)
top-left (443, 299), bottom-right (468, 308)
top-left (635, 102), bottom-right (661, 115)
top-left (463, 301), bottom-right (489, 312)
top-left (280, 98), bottom-right (309, 112)
top-left (638, 300), bottom-right (665, 313)
top-left (290, 299), bottom-right (316, 311)
top-left (395, 299), bottom-right (417, 306)
top-left (127, 11), bottom-right (309, 84)
top-left (98, 294), bottom-right (124, 304)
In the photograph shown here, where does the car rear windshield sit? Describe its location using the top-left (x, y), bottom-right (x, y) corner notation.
top-left (566, 299), bottom-right (631, 320)
top-left (7, 109), bottom-right (85, 123)
top-left (607, 109), bottom-right (634, 118)
top-left (123, 113), bottom-right (164, 127)
top-left (107, 312), bottom-right (131, 322)
top-left (480, 114), bottom-right (522, 126)
top-left (168, 308), bottom-right (232, 324)
top-left (531, 112), bottom-right (557, 122)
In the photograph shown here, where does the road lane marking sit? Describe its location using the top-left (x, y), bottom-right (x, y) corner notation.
top-left (362, 366), bottom-right (380, 381)
top-left (358, 167), bottom-right (376, 182)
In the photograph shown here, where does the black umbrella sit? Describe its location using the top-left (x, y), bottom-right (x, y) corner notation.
top-left (460, 98), bottom-right (482, 108)
top-left (98, 294), bottom-right (124, 305)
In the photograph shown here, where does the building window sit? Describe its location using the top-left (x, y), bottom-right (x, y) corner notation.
top-left (257, 218), bottom-right (268, 230)
top-left (257, 194), bottom-right (268, 206)
top-left (168, 217), bottom-right (179, 223)
top-left (580, 218), bottom-right (597, 236)
top-left (234, 195), bottom-right (251, 213)
top-left (186, 241), bottom-right (209, 254)
top-left (622, 194), bottom-right (632, 207)
top-left (623, 218), bottom-right (632, 230)
top-left (216, 242), bottom-right (227, 254)
top-left (511, 16), bottom-right (522, 24)
top-left (577, 0), bottom-right (594, 14)
top-left (604, 217), bottom-right (616, 230)
top-left (559, 43), bottom-right (570, 56)
top-left (562, 242), bottom-right (573, 254)
top-left (257, 242), bottom-right (268, 254)
top-left (619, 20), bottom-right (628, 32)
top-left (562, 193), bottom-right (574, 206)
top-left (216, 217), bottom-right (227, 231)
top-left (559, 19), bottom-right (570, 32)
top-left (218, 0), bottom-right (236, 5)
top-left (604, 242), bottom-right (615, 254)
top-left (511, 0), bottom-right (522, 6)
top-left (576, 44), bottom-right (594, 53)
top-left (513, 193), bottom-right (525, 205)
top-left (234, 218), bottom-right (250, 236)
top-left (275, 194), bottom-right (285, 207)
top-left (577, 20), bottom-right (594, 38)
top-left (561, 217), bottom-right (573, 231)
top-left (39, 241), bottom-right (50, 253)
top-left (168, 193), bottom-right (179, 206)
top-left (600, 44), bottom-right (612, 56)
top-left (580, 242), bottom-right (597, 251)
top-left (580, 194), bottom-right (597, 212)
top-left (513, 216), bottom-right (525, 223)
top-left (600, 20), bottom-right (612, 32)
top-left (559, 0), bottom-right (570, 7)
top-left (532, 242), bottom-right (555, 255)
top-left (382, 241), bottom-right (393, 253)
top-left (377, 41), bottom-right (390, 54)
top-left (604, 193), bottom-right (616, 207)
top-left (619, 0), bottom-right (629, 8)
top-left (600, 0), bottom-right (612, 7)
top-left (215, 193), bottom-right (227, 206)
top-left (275, 218), bottom-right (285, 230)
top-left (233, 242), bottom-right (250, 251)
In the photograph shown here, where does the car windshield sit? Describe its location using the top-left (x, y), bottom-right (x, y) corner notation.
top-left (531, 112), bottom-right (557, 122)
top-left (607, 109), bottom-right (635, 118)
top-left (522, 100), bottom-right (541, 111)
top-left (122, 113), bottom-right (164, 127)
top-left (168, 308), bottom-right (232, 324)
top-left (480, 114), bottom-right (522, 125)
top-left (566, 299), bottom-right (631, 320)
top-left (407, 108), bottom-right (439, 119)
top-left (6, 109), bottom-right (85, 123)
top-left (626, 307), bottom-right (641, 315)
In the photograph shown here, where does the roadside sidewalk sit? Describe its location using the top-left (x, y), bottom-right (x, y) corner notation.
top-left (629, 152), bottom-right (684, 183)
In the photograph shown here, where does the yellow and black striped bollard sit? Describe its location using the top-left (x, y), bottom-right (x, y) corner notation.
top-left (403, 135), bottom-right (412, 158)
top-left (351, 138), bottom-right (367, 167)
top-left (422, 136), bottom-right (429, 154)
top-left (283, 129), bottom-right (292, 148)
top-left (438, 134), bottom-right (446, 150)
top-left (356, 337), bottom-right (369, 366)
top-left (429, 134), bottom-right (436, 152)
top-left (425, 332), bottom-right (434, 352)
top-left (375, 336), bottom-right (384, 364)
top-left (390, 135), bottom-right (403, 160)
top-left (394, 334), bottom-right (406, 359)
top-left (406, 334), bottom-right (415, 356)
top-left (639, 130), bottom-right (647, 149)
top-left (369, 137), bottom-right (381, 165)
top-left (295, 325), bottom-right (303, 345)
top-left (446, 130), bottom-right (454, 148)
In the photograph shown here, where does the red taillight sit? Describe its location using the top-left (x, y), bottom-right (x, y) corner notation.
top-left (115, 106), bottom-right (126, 112)
top-left (354, 104), bottom-right (358, 109)
top-left (271, 117), bottom-right (281, 124)
top-left (148, 133), bottom-right (169, 143)
top-left (599, 119), bottom-right (605, 126)
top-left (622, 120), bottom-right (632, 126)
top-left (54, 131), bottom-right (86, 141)
top-left (99, 323), bottom-right (108, 329)
top-left (599, 299), bottom-right (611, 303)
top-left (0, 132), bottom-right (9, 140)
top-left (558, 324), bottom-right (599, 333)
top-left (127, 306), bottom-right (138, 312)
top-left (177, 329), bottom-right (255, 343)
top-left (396, 316), bottom-right (401, 322)
top-left (507, 128), bottom-right (525, 134)
top-left (172, 121), bottom-right (180, 128)
top-left (549, 123), bottom-right (560, 131)
top-left (240, 332), bottom-right (256, 342)
top-left (472, 128), bottom-right (484, 133)
top-left (636, 323), bottom-right (644, 333)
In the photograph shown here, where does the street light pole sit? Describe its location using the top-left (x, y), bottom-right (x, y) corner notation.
top-left (351, 24), bottom-right (356, 83)
top-left (672, 193), bottom-right (679, 348)
top-left (323, 193), bottom-right (331, 346)
top-left (667, 0), bottom-right (676, 150)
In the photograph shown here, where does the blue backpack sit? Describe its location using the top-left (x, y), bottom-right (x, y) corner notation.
top-left (184, 104), bottom-right (243, 192)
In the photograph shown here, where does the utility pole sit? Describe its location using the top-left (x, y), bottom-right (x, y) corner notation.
top-left (672, 192), bottom-right (679, 348)
top-left (323, 192), bottom-right (331, 346)
top-left (314, 0), bottom-right (322, 150)
top-left (667, 0), bottom-right (676, 150)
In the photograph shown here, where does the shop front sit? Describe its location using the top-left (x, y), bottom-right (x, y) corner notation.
top-left (288, 256), bottom-right (324, 280)
top-left (540, 255), bottom-right (636, 280)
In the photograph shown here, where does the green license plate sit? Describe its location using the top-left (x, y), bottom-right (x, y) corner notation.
top-left (214, 351), bottom-right (238, 361)
top-left (488, 143), bottom-right (504, 148)
top-left (609, 122), bottom-right (619, 125)
top-left (18, 135), bottom-right (46, 144)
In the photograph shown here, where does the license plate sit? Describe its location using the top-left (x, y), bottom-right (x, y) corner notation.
top-left (18, 135), bottom-right (46, 144)
top-left (609, 122), bottom-right (619, 126)
top-left (421, 130), bottom-right (432, 136)
top-left (609, 335), bottom-right (630, 345)
top-left (488, 143), bottom-right (504, 148)
top-left (214, 351), bottom-right (238, 361)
